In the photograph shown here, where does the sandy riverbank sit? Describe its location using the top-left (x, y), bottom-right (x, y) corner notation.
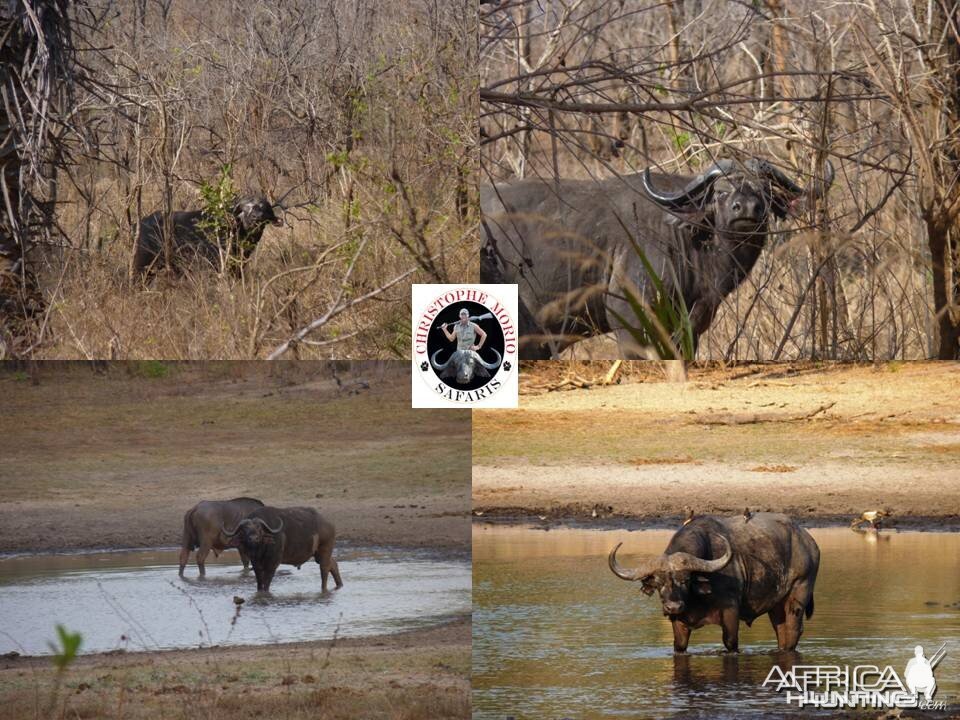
top-left (474, 362), bottom-right (960, 526)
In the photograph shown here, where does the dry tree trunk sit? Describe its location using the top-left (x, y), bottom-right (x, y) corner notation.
top-left (0, 1), bottom-right (73, 355)
top-left (928, 1), bottom-right (960, 358)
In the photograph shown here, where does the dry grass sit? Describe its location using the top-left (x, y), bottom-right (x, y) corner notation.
top-left (0, 621), bottom-right (470, 720)
top-left (628, 456), bottom-right (699, 466)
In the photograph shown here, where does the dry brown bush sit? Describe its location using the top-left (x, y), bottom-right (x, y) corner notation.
top-left (25, 0), bottom-right (477, 359)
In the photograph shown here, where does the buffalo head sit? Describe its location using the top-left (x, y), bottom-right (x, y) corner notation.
top-left (642, 158), bottom-right (834, 239)
top-left (608, 535), bottom-right (732, 617)
top-left (222, 516), bottom-right (284, 549)
top-left (234, 198), bottom-right (283, 234)
top-left (431, 348), bottom-right (502, 385)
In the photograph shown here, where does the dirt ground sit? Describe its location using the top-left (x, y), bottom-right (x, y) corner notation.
top-left (0, 615), bottom-right (470, 720)
top-left (474, 362), bottom-right (960, 526)
top-left (0, 362), bottom-right (471, 553)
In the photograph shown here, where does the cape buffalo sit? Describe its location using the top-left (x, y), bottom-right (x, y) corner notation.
top-left (431, 347), bottom-right (502, 385)
top-left (133, 198), bottom-right (281, 277)
top-left (481, 158), bottom-right (833, 358)
top-left (179, 497), bottom-right (265, 577)
top-left (608, 513), bottom-right (819, 652)
top-left (222, 506), bottom-right (342, 593)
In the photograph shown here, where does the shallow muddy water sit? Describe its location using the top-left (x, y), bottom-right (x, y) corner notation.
top-left (0, 546), bottom-right (469, 656)
top-left (473, 525), bottom-right (960, 718)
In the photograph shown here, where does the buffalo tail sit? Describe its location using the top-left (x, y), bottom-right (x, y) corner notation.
top-left (181, 508), bottom-right (198, 551)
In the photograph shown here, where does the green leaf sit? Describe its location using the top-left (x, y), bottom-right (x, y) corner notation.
top-left (608, 211), bottom-right (696, 361)
top-left (48, 625), bottom-right (82, 671)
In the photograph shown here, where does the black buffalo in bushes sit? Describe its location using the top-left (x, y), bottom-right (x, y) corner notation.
top-left (133, 198), bottom-right (281, 277)
top-left (222, 506), bottom-right (342, 593)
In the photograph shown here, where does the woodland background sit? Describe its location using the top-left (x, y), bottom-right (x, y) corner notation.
top-left (481, 0), bottom-right (960, 360)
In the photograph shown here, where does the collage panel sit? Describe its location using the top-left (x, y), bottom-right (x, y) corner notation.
top-left (473, 362), bottom-right (960, 718)
top-left (1, 0), bottom-right (477, 360)
top-left (0, 361), bottom-right (471, 718)
top-left (480, 1), bottom-right (960, 362)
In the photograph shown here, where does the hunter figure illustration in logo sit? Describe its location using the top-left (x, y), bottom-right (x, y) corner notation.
top-left (412, 285), bottom-right (517, 407)
top-left (433, 308), bottom-right (502, 385)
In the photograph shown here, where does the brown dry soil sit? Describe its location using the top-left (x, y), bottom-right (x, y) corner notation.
top-left (0, 362), bottom-right (470, 553)
top-left (0, 616), bottom-right (470, 720)
top-left (0, 362), bottom-right (470, 719)
top-left (474, 362), bottom-right (960, 528)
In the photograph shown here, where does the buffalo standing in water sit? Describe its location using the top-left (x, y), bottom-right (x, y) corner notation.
top-left (179, 497), bottom-right (265, 577)
top-left (222, 506), bottom-right (342, 593)
top-left (481, 158), bottom-right (834, 358)
top-left (608, 513), bottom-right (819, 652)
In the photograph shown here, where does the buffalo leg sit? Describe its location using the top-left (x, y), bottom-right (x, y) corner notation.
top-left (253, 564), bottom-right (265, 592)
top-left (238, 548), bottom-right (251, 572)
top-left (316, 549), bottom-right (343, 591)
top-left (260, 561), bottom-right (280, 592)
top-left (720, 608), bottom-right (740, 652)
top-left (611, 327), bottom-right (650, 360)
top-left (768, 600), bottom-right (788, 648)
top-left (196, 543), bottom-right (211, 577)
top-left (671, 620), bottom-right (691, 653)
top-left (776, 584), bottom-right (813, 651)
top-left (178, 547), bottom-right (190, 577)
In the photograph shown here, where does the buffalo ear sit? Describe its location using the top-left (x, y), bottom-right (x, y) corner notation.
top-left (693, 575), bottom-right (712, 595)
top-left (640, 577), bottom-right (658, 596)
top-left (770, 190), bottom-right (798, 220)
top-left (669, 212), bottom-right (713, 250)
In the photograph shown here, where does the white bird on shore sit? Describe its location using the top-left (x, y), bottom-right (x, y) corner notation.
top-left (851, 509), bottom-right (890, 530)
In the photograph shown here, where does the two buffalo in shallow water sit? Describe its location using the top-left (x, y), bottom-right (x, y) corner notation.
top-left (179, 497), bottom-right (342, 593)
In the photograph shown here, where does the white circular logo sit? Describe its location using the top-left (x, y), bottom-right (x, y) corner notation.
top-left (414, 287), bottom-right (516, 404)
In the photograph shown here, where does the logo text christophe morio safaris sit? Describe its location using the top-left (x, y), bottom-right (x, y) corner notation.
top-left (411, 284), bottom-right (518, 408)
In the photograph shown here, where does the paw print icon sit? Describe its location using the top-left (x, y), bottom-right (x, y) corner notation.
top-left (503, 361), bottom-right (512, 372)
top-left (420, 361), bottom-right (429, 372)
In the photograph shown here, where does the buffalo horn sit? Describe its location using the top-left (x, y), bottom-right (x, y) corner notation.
top-left (255, 517), bottom-right (284, 534)
top-left (608, 542), bottom-right (666, 582)
top-left (641, 159), bottom-right (735, 210)
top-left (430, 349), bottom-right (455, 372)
top-left (477, 348), bottom-right (502, 371)
top-left (664, 535), bottom-right (733, 573)
top-left (221, 521), bottom-right (240, 538)
top-left (755, 159), bottom-right (835, 198)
